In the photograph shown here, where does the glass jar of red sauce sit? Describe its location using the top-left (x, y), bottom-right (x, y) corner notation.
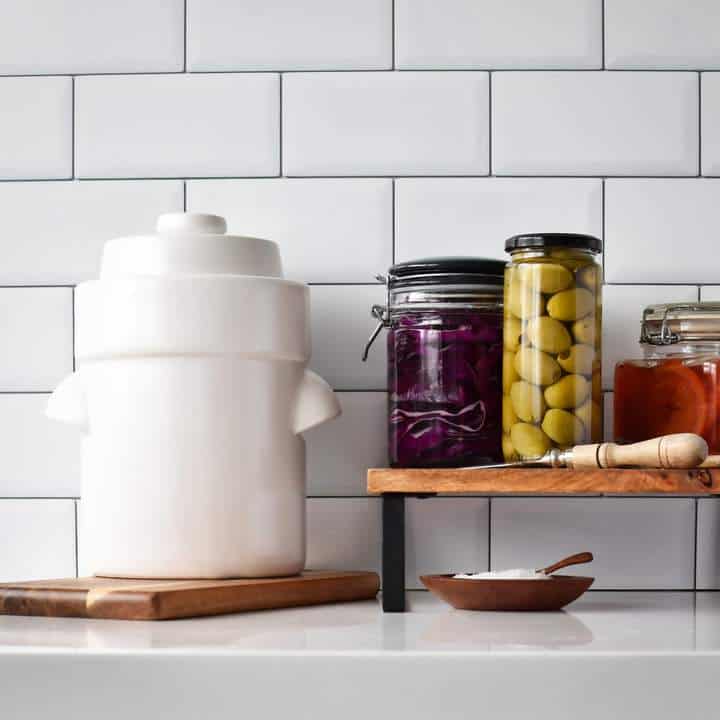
top-left (614, 303), bottom-right (720, 451)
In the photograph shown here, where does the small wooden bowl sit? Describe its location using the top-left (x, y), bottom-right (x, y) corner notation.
top-left (420, 574), bottom-right (594, 611)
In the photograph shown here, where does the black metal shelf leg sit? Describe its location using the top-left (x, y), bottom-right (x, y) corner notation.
top-left (382, 493), bottom-right (406, 612)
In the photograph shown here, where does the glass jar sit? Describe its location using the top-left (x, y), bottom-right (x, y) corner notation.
top-left (502, 234), bottom-right (603, 460)
top-left (363, 257), bottom-right (505, 467)
top-left (614, 302), bottom-right (720, 452)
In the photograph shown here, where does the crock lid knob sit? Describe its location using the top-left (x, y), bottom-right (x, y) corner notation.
top-left (156, 213), bottom-right (227, 235)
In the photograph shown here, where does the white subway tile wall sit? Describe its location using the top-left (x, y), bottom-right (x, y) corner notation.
top-left (187, 0), bottom-right (392, 72)
top-left (0, 77), bottom-right (72, 179)
top-left (187, 179), bottom-right (392, 283)
top-left (492, 72), bottom-right (698, 176)
top-left (283, 72), bottom-right (489, 176)
top-left (395, 0), bottom-right (602, 70)
top-left (605, 0), bottom-right (720, 70)
top-left (1, 1), bottom-right (717, 589)
top-left (75, 74), bottom-right (280, 178)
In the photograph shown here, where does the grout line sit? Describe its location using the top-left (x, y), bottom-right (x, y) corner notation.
top-left (183, 0), bottom-right (188, 73)
top-left (0, 174), bottom-right (714, 183)
top-left (70, 76), bottom-right (75, 178)
top-left (0, 69), bottom-right (714, 78)
top-left (73, 500), bottom-right (79, 577)
top-left (391, 0), bottom-right (395, 70)
top-left (182, 180), bottom-right (187, 211)
top-left (693, 498), bottom-right (699, 590)
top-left (488, 72), bottom-right (492, 174)
top-left (0, 496), bottom-right (80, 500)
top-left (71, 286), bottom-right (76, 372)
top-left (601, 178), bottom-right (606, 276)
top-left (487, 498), bottom-right (492, 571)
top-left (391, 178), bottom-right (396, 264)
top-left (601, 0), bottom-right (606, 69)
top-left (698, 71), bottom-right (703, 176)
top-left (279, 74), bottom-right (283, 176)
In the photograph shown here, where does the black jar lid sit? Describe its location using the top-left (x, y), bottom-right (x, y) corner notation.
top-left (387, 257), bottom-right (506, 288)
top-left (505, 233), bottom-right (602, 254)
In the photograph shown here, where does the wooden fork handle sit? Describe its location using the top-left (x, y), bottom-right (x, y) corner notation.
top-left (568, 434), bottom-right (708, 469)
top-left (538, 551), bottom-right (594, 576)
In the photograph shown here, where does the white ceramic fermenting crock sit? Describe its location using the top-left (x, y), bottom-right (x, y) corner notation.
top-left (47, 213), bottom-right (340, 579)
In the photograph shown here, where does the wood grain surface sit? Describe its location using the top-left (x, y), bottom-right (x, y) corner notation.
top-left (367, 467), bottom-right (720, 495)
top-left (0, 570), bottom-right (380, 621)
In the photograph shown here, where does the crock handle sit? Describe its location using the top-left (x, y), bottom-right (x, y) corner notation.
top-left (292, 370), bottom-right (341, 435)
top-left (46, 372), bottom-right (89, 433)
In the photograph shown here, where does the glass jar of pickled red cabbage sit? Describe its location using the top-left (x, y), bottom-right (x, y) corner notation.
top-left (363, 257), bottom-right (505, 467)
top-left (502, 234), bottom-right (603, 460)
top-left (615, 302), bottom-right (720, 452)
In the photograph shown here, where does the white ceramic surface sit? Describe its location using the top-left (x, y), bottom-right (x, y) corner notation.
top-left (395, 178), bottom-right (602, 262)
top-left (605, 179), bottom-right (720, 284)
top-left (282, 71), bottom-right (489, 176)
top-left (701, 73), bottom-right (720, 176)
top-left (395, 0), bottom-right (601, 69)
top-left (0, 394), bottom-right (80, 497)
top-left (47, 213), bottom-right (340, 578)
top-left (492, 71), bottom-right (698, 176)
top-left (188, 0), bottom-right (391, 71)
top-left (75, 74), bottom-right (280, 178)
top-left (491, 498), bottom-right (696, 589)
top-left (606, 0), bottom-right (720, 69)
top-left (0, 287), bottom-right (73, 392)
top-left (1, 594), bottom-right (719, 720)
top-left (0, 0), bottom-right (183, 74)
top-left (309, 284), bottom-right (387, 390)
top-left (0, 77), bottom-right (71, 179)
top-left (0, 499), bottom-right (76, 582)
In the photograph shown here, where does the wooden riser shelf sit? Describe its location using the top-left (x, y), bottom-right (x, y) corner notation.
top-left (367, 467), bottom-right (720, 496)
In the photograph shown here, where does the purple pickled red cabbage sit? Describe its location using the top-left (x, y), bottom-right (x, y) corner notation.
top-left (388, 310), bottom-right (503, 467)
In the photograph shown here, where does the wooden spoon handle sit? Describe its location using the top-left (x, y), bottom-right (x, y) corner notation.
top-left (538, 552), bottom-right (594, 576)
top-left (568, 433), bottom-right (708, 469)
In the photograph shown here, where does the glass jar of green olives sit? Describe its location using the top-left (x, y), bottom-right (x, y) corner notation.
top-left (502, 233), bottom-right (602, 460)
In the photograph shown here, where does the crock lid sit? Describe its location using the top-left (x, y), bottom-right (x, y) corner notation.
top-left (505, 233), bottom-right (602, 254)
top-left (100, 212), bottom-right (283, 278)
top-left (387, 257), bottom-right (506, 288)
top-left (641, 302), bottom-right (720, 345)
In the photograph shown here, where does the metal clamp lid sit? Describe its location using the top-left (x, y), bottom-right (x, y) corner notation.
top-left (640, 302), bottom-right (720, 345)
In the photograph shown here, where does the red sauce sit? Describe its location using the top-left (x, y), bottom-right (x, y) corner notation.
top-left (614, 358), bottom-right (719, 452)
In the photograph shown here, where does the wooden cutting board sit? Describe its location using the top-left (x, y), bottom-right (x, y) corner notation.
top-left (0, 570), bottom-right (380, 621)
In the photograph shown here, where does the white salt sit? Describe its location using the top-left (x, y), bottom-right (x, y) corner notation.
top-left (453, 568), bottom-right (550, 580)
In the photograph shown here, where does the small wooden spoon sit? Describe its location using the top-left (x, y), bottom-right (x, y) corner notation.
top-left (537, 551), bottom-right (594, 576)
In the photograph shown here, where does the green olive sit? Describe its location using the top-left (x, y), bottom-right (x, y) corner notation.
top-left (542, 408), bottom-right (585, 446)
top-left (576, 265), bottom-right (598, 290)
top-left (575, 399), bottom-right (603, 441)
top-left (503, 350), bottom-right (520, 394)
top-left (503, 399), bottom-right (519, 433)
top-left (510, 381), bottom-right (546, 423)
top-left (557, 344), bottom-right (595, 375)
top-left (507, 283), bottom-right (544, 319)
top-left (511, 423), bottom-right (552, 458)
top-left (514, 347), bottom-right (562, 386)
top-left (544, 374), bottom-right (591, 409)
top-left (517, 263), bottom-right (574, 294)
top-left (547, 288), bottom-right (594, 322)
top-left (572, 317), bottom-right (596, 345)
top-left (525, 316), bottom-right (572, 354)
top-left (502, 433), bottom-right (517, 461)
top-left (504, 316), bottom-right (523, 351)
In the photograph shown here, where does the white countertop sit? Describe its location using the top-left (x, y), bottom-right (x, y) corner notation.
top-left (2, 592), bottom-right (719, 719)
